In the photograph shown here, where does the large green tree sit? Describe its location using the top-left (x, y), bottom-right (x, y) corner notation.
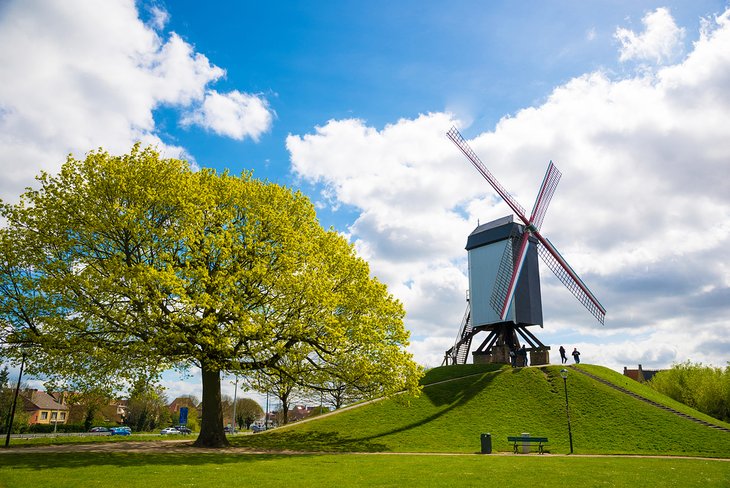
top-left (0, 145), bottom-right (420, 447)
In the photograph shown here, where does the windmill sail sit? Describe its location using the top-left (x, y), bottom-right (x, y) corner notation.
top-left (536, 236), bottom-right (606, 324)
top-left (529, 161), bottom-right (561, 231)
top-left (448, 126), bottom-right (605, 325)
top-left (447, 127), bottom-right (527, 219)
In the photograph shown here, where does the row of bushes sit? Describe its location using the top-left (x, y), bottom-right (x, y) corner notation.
top-left (648, 361), bottom-right (730, 422)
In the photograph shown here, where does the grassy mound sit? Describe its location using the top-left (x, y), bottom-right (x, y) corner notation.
top-left (231, 364), bottom-right (730, 456)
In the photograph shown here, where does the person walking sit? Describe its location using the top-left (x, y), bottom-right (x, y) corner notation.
top-left (572, 348), bottom-right (581, 364)
top-left (559, 345), bottom-right (567, 364)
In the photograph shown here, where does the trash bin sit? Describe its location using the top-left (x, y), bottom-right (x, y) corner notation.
top-left (480, 433), bottom-right (492, 454)
top-left (522, 432), bottom-right (530, 454)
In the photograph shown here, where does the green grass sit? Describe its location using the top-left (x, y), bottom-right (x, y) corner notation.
top-left (420, 363), bottom-right (506, 384)
top-left (229, 364), bottom-right (730, 456)
top-left (0, 451), bottom-right (729, 488)
top-left (3, 433), bottom-right (182, 448)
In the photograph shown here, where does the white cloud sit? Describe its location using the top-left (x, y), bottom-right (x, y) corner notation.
top-left (182, 90), bottom-right (274, 141)
top-left (615, 7), bottom-right (685, 63)
top-left (0, 0), bottom-right (273, 202)
top-left (148, 5), bottom-right (170, 31)
top-left (288, 8), bottom-right (730, 372)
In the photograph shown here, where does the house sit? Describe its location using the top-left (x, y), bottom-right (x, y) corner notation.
top-left (22, 390), bottom-right (69, 425)
top-left (288, 405), bottom-right (317, 422)
top-left (104, 398), bottom-right (129, 424)
top-left (169, 396), bottom-right (199, 414)
top-left (47, 392), bottom-right (129, 425)
top-left (623, 364), bottom-right (664, 383)
top-left (169, 396), bottom-right (200, 424)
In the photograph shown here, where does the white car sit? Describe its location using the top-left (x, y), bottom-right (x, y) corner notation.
top-left (160, 427), bottom-right (181, 435)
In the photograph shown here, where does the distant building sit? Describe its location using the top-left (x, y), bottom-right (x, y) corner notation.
top-left (623, 364), bottom-right (664, 383)
top-left (169, 397), bottom-right (199, 413)
top-left (169, 396), bottom-right (200, 424)
top-left (22, 390), bottom-right (69, 425)
top-left (106, 398), bottom-right (129, 424)
top-left (47, 392), bottom-right (129, 425)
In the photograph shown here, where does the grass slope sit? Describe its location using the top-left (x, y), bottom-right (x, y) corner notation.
top-left (231, 364), bottom-right (730, 457)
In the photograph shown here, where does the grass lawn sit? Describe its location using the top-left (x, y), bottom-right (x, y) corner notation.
top-left (0, 451), bottom-right (729, 487)
top-left (2, 433), bottom-right (171, 448)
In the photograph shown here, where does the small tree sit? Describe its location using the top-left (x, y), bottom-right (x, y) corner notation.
top-left (184, 404), bottom-right (200, 432)
top-left (220, 395), bottom-right (235, 428)
top-left (234, 398), bottom-right (263, 429)
top-left (319, 379), bottom-right (362, 410)
top-left (67, 390), bottom-right (109, 430)
top-left (125, 378), bottom-right (170, 432)
top-left (0, 366), bottom-right (31, 434)
top-left (246, 353), bottom-right (308, 425)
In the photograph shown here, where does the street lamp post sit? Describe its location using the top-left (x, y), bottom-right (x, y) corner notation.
top-left (560, 368), bottom-right (574, 454)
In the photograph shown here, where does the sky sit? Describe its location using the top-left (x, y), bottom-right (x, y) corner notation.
top-left (1, 0), bottom-right (729, 408)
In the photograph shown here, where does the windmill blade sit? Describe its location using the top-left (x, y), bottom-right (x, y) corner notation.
top-left (529, 161), bottom-right (561, 231)
top-left (498, 231), bottom-right (531, 320)
top-left (490, 231), bottom-right (515, 317)
top-left (535, 235), bottom-right (606, 325)
top-left (447, 127), bottom-right (528, 222)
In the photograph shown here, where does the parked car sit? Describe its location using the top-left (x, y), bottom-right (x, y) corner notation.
top-left (251, 425), bottom-right (265, 433)
top-left (175, 426), bottom-right (192, 434)
top-left (110, 427), bottom-right (131, 436)
top-left (161, 427), bottom-right (181, 435)
top-left (89, 426), bottom-right (109, 433)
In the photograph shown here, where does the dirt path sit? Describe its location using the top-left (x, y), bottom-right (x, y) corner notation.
top-left (1, 440), bottom-right (729, 461)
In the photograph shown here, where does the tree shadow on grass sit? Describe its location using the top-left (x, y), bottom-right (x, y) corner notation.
top-left (233, 430), bottom-right (390, 452)
top-left (0, 451), bottom-right (305, 470)
top-left (359, 368), bottom-right (499, 442)
top-left (232, 368), bottom-right (502, 452)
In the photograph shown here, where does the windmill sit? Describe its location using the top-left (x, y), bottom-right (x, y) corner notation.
top-left (443, 127), bottom-right (605, 367)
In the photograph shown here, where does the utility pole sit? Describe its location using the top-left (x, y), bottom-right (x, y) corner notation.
top-left (231, 376), bottom-right (238, 433)
top-left (4, 351), bottom-right (27, 448)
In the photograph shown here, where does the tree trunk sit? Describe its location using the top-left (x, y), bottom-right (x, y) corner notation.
top-left (193, 363), bottom-right (229, 448)
top-left (281, 393), bottom-right (289, 425)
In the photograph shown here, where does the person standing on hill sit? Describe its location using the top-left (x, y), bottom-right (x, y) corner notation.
top-left (519, 345), bottom-right (528, 367)
top-left (572, 348), bottom-right (581, 364)
top-left (559, 345), bottom-right (567, 364)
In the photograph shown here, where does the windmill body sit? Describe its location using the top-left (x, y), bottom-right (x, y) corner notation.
top-left (443, 127), bottom-right (605, 367)
top-left (467, 216), bottom-right (542, 329)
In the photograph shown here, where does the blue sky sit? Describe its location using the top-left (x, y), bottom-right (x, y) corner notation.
top-left (1, 0), bottom-right (729, 405)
